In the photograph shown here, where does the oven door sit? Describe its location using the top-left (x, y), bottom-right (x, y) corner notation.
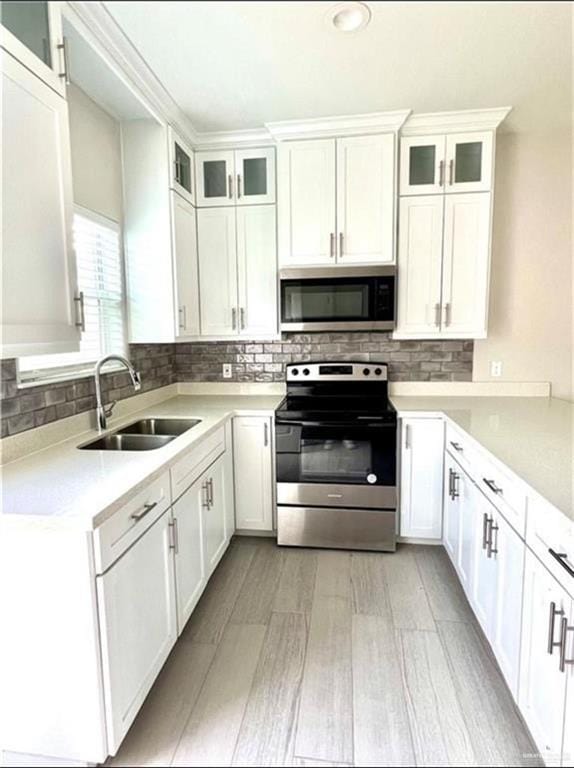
top-left (275, 421), bottom-right (397, 510)
top-left (279, 268), bottom-right (395, 332)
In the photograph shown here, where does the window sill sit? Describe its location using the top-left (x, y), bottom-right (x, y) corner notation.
top-left (17, 363), bottom-right (125, 390)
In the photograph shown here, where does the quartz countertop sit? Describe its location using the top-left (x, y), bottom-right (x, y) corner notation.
top-left (391, 395), bottom-right (573, 522)
top-left (0, 394), bottom-right (282, 530)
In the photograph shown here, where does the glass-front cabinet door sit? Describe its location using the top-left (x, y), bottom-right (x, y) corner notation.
top-left (0, 1), bottom-right (66, 97)
top-left (168, 127), bottom-right (195, 205)
top-left (400, 135), bottom-right (446, 195)
top-left (235, 147), bottom-right (276, 205)
top-left (445, 132), bottom-right (493, 193)
top-left (195, 150), bottom-right (235, 207)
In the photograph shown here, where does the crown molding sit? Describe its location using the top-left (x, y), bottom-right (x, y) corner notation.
top-left (266, 109), bottom-right (412, 141)
top-left (194, 127), bottom-right (274, 150)
top-left (402, 107), bottom-right (512, 136)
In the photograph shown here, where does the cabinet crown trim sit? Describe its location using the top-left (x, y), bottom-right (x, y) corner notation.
top-left (266, 109), bottom-right (412, 141)
top-left (401, 106), bottom-right (512, 136)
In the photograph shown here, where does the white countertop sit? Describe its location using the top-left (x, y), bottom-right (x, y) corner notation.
top-left (0, 394), bottom-right (282, 530)
top-left (391, 395), bottom-right (573, 522)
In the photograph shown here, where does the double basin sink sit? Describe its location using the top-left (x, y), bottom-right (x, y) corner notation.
top-left (79, 418), bottom-right (201, 451)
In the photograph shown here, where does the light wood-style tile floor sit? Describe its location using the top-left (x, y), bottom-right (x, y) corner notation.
top-left (108, 538), bottom-right (539, 768)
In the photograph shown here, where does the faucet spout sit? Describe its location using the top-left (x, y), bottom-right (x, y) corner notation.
top-left (94, 354), bottom-right (142, 431)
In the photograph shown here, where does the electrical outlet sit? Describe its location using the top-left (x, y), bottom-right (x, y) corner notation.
top-left (490, 360), bottom-right (503, 378)
top-left (222, 363), bottom-right (232, 379)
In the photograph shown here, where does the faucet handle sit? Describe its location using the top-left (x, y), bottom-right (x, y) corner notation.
top-left (133, 370), bottom-right (142, 391)
top-left (104, 400), bottom-right (117, 418)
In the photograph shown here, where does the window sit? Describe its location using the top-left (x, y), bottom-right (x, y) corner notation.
top-left (19, 207), bottom-right (127, 383)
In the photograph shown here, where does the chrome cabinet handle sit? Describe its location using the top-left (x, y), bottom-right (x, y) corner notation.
top-left (74, 291), bottom-right (86, 331)
top-left (178, 305), bottom-right (187, 330)
top-left (201, 480), bottom-right (209, 509)
top-left (57, 37), bottom-right (70, 84)
top-left (207, 478), bottom-right (214, 508)
top-left (232, 307), bottom-right (237, 330)
top-left (451, 471), bottom-right (459, 500)
top-left (405, 424), bottom-right (411, 449)
top-left (549, 549), bottom-right (574, 579)
top-left (483, 478), bottom-right (503, 495)
top-left (228, 174), bottom-right (233, 199)
top-left (131, 501), bottom-right (158, 522)
top-left (169, 518), bottom-right (179, 554)
top-left (482, 512), bottom-right (490, 551)
top-left (330, 233), bottom-right (335, 259)
top-left (559, 617), bottom-right (574, 672)
top-left (438, 159), bottom-right (445, 186)
top-left (450, 441), bottom-right (463, 453)
top-left (264, 422), bottom-right (269, 447)
top-left (448, 468), bottom-right (454, 498)
top-left (487, 520), bottom-right (499, 558)
top-left (449, 159), bottom-right (454, 185)
top-left (237, 174), bottom-right (242, 198)
top-left (240, 307), bottom-right (245, 330)
top-left (444, 303), bottom-right (451, 327)
top-left (434, 303), bottom-right (441, 327)
top-left (339, 232), bottom-right (344, 258)
top-left (548, 601), bottom-right (565, 654)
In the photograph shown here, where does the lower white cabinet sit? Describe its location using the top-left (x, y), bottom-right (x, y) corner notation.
top-left (400, 418), bottom-right (444, 540)
top-left (172, 477), bottom-right (206, 633)
top-left (519, 550), bottom-right (573, 766)
top-left (444, 453), bottom-right (475, 592)
top-left (96, 511), bottom-right (177, 755)
top-left (201, 454), bottom-right (228, 574)
top-left (233, 416), bottom-right (274, 531)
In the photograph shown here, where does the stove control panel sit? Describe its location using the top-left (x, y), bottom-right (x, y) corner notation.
top-left (286, 362), bottom-right (388, 382)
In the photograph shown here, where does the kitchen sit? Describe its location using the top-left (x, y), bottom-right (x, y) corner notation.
top-left (0, 1), bottom-right (572, 767)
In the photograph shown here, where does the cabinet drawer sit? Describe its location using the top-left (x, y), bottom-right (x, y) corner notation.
top-left (171, 426), bottom-right (225, 502)
top-left (474, 453), bottom-right (527, 538)
top-left (94, 472), bottom-right (171, 574)
top-left (527, 493), bottom-right (574, 598)
top-left (445, 424), bottom-right (479, 473)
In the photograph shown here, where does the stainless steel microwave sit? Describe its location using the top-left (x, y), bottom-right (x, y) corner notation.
top-left (279, 266), bottom-right (396, 332)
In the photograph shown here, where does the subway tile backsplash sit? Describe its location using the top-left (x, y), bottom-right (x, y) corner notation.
top-left (0, 334), bottom-right (473, 438)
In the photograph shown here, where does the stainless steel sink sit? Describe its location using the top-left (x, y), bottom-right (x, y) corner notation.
top-left (116, 417), bottom-right (202, 436)
top-left (79, 433), bottom-right (176, 451)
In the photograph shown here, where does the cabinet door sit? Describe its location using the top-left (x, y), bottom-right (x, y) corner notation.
top-left (171, 192), bottom-right (200, 338)
top-left (277, 138), bottom-right (336, 267)
top-left (2, 52), bottom-right (79, 357)
top-left (491, 511), bottom-right (524, 697)
top-left (445, 132), bottom-right (493, 193)
top-left (458, 471), bottom-right (477, 594)
top-left (202, 455), bottom-right (228, 575)
top-left (237, 205), bottom-right (277, 337)
top-left (400, 135), bottom-right (446, 195)
top-left (519, 550), bottom-right (570, 766)
top-left (169, 128), bottom-right (195, 205)
top-left (400, 418), bottom-right (444, 540)
top-left (172, 478), bottom-right (205, 633)
top-left (1, 0), bottom-right (66, 97)
top-left (443, 455), bottom-right (461, 564)
top-left (195, 150), bottom-right (235, 206)
top-left (395, 195), bottom-right (444, 338)
top-left (336, 134), bottom-right (395, 264)
top-left (197, 207), bottom-right (238, 336)
top-left (563, 671), bottom-right (574, 768)
top-left (235, 147), bottom-right (276, 205)
top-left (472, 495), bottom-right (498, 637)
top-left (233, 416), bottom-right (274, 531)
top-left (441, 193), bottom-right (491, 337)
top-left (96, 512), bottom-right (177, 754)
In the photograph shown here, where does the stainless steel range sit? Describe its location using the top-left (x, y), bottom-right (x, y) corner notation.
top-left (275, 362), bottom-right (397, 552)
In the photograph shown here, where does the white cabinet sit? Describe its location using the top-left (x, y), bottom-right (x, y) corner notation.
top-left (443, 451), bottom-right (476, 591)
top-left (1, 0), bottom-right (67, 97)
top-left (233, 416), bottom-right (274, 531)
top-left (278, 134), bottom-right (395, 267)
top-left (400, 131), bottom-right (493, 196)
top-left (172, 477), bottom-right (205, 633)
top-left (171, 191), bottom-right (200, 338)
top-left (519, 549), bottom-right (573, 765)
top-left (198, 205), bottom-right (277, 338)
top-left (399, 418), bottom-right (444, 540)
top-left (443, 454), bottom-right (461, 561)
top-left (201, 454), bottom-right (228, 575)
top-left (196, 147), bottom-right (275, 207)
top-left (96, 511), bottom-right (177, 755)
top-left (169, 127), bottom-right (195, 205)
top-left (396, 192), bottom-right (491, 339)
top-left (472, 493), bottom-right (499, 637)
top-left (2, 51), bottom-right (80, 357)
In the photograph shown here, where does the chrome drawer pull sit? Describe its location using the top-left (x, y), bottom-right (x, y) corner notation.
top-left (450, 441), bottom-right (463, 452)
top-left (487, 521), bottom-right (499, 557)
top-left (549, 549), bottom-right (574, 578)
top-left (131, 501), bottom-right (158, 521)
top-left (548, 601), bottom-right (565, 654)
top-left (482, 513), bottom-right (490, 550)
top-left (169, 518), bottom-right (179, 554)
top-left (483, 478), bottom-right (503, 495)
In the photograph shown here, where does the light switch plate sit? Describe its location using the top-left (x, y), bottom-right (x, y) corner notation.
top-left (490, 360), bottom-right (503, 377)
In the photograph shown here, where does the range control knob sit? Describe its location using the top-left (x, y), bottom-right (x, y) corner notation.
top-left (291, 368), bottom-right (299, 376)
top-left (363, 368), bottom-right (370, 376)
top-left (303, 368), bottom-right (310, 376)
top-left (375, 367), bottom-right (382, 376)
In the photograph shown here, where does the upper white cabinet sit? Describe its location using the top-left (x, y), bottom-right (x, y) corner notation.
top-left (233, 416), bottom-right (274, 531)
top-left (1, 0), bottom-right (67, 97)
top-left (400, 131), bottom-right (493, 195)
top-left (171, 191), bottom-right (200, 338)
top-left (399, 417), bottom-right (444, 540)
top-left (195, 147), bottom-right (275, 207)
top-left (1, 50), bottom-right (80, 357)
top-left (198, 205), bottom-right (277, 338)
top-left (278, 134), bottom-right (396, 267)
top-left (169, 127), bottom-right (195, 205)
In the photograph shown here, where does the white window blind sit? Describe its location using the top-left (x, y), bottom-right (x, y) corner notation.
top-left (19, 208), bottom-right (126, 383)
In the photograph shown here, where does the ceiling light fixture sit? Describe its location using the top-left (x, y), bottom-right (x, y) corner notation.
top-left (327, 2), bottom-right (371, 33)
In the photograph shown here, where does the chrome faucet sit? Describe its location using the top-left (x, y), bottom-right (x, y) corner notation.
top-left (94, 354), bottom-right (142, 431)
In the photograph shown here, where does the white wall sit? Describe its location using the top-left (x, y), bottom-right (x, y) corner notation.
top-left (67, 83), bottom-right (123, 223)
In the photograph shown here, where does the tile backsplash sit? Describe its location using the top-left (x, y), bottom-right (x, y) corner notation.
top-left (0, 334), bottom-right (473, 438)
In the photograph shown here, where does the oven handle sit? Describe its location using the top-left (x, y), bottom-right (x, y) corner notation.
top-left (275, 419), bottom-right (397, 428)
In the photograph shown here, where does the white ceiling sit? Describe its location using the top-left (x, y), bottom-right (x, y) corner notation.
top-left (103, 1), bottom-right (571, 133)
